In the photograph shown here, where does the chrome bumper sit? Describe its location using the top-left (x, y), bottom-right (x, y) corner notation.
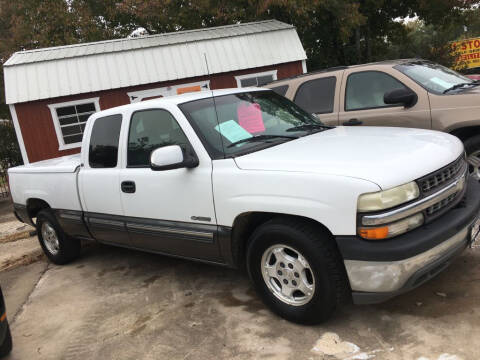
top-left (345, 225), bottom-right (470, 293)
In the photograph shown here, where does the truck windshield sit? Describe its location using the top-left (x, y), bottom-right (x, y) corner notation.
top-left (395, 62), bottom-right (475, 94)
top-left (179, 91), bottom-right (329, 158)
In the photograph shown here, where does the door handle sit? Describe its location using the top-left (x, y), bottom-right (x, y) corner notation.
top-left (343, 118), bottom-right (363, 126)
top-left (121, 181), bottom-right (136, 194)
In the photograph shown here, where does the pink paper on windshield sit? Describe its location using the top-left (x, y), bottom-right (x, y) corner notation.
top-left (237, 103), bottom-right (265, 134)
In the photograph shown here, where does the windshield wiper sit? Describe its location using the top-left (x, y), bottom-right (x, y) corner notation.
top-left (286, 123), bottom-right (332, 132)
top-left (443, 81), bottom-right (479, 94)
top-left (227, 134), bottom-right (298, 148)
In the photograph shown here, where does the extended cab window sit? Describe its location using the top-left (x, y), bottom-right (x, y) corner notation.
top-left (294, 77), bottom-right (336, 114)
top-left (128, 109), bottom-right (189, 167)
top-left (345, 71), bottom-right (407, 111)
top-left (89, 114), bottom-right (122, 168)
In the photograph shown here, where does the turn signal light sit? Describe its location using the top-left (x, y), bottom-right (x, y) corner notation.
top-left (358, 226), bottom-right (389, 240)
top-left (358, 213), bottom-right (424, 240)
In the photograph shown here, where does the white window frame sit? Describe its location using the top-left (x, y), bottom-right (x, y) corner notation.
top-left (48, 97), bottom-right (100, 150)
top-left (127, 80), bottom-right (210, 103)
top-left (234, 70), bottom-right (278, 88)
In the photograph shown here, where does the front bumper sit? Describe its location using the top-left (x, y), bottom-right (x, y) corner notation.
top-left (336, 176), bottom-right (480, 304)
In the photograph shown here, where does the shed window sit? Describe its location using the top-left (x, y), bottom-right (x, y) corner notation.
top-left (235, 70), bottom-right (278, 88)
top-left (48, 98), bottom-right (100, 150)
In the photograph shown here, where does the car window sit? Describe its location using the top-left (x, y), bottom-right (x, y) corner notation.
top-left (89, 114), bottom-right (122, 168)
top-left (127, 109), bottom-right (189, 167)
top-left (345, 71), bottom-right (407, 111)
top-left (395, 62), bottom-right (474, 94)
top-left (270, 85), bottom-right (289, 96)
top-left (294, 77), bottom-right (336, 114)
top-left (179, 91), bottom-right (324, 159)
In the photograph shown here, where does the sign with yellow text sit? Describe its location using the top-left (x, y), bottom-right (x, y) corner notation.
top-left (452, 37), bottom-right (480, 69)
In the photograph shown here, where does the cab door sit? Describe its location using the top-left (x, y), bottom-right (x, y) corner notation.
top-left (118, 107), bottom-right (221, 262)
top-left (338, 67), bottom-right (431, 129)
top-left (78, 114), bottom-right (131, 247)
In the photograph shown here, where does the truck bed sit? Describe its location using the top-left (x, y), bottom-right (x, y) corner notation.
top-left (8, 154), bottom-right (83, 211)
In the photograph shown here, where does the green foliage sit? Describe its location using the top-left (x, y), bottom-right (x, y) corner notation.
top-left (0, 122), bottom-right (22, 168)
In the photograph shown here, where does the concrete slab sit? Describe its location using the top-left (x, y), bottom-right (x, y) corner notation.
top-left (0, 236), bottom-right (44, 271)
top-left (0, 198), bottom-right (34, 243)
top-left (4, 244), bottom-right (480, 360)
top-left (0, 261), bottom-right (48, 319)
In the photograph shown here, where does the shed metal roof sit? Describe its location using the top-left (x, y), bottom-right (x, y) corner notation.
top-left (4, 20), bottom-right (306, 104)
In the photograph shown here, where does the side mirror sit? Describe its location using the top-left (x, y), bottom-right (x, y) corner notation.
top-left (150, 145), bottom-right (198, 171)
top-left (383, 88), bottom-right (418, 108)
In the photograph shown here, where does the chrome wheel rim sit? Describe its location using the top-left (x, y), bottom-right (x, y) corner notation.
top-left (468, 150), bottom-right (480, 181)
top-left (261, 244), bottom-right (315, 306)
top-left (41, 222), bottom-right (60, 255)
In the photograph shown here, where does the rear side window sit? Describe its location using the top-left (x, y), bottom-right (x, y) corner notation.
top-left (89, 114), bottom-right (122, 168)
top-left (294, 77), bottom-right (336, 114)
top-left (270, 85), bottom-right (289, 96)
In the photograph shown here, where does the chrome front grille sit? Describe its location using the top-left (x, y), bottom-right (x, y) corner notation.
top-left (418, 156), bottom-right (466, 195)
top-left (426, 193), bottom-right (457, 216)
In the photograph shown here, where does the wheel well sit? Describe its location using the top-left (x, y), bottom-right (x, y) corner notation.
top-left (450, 126), bottom-right (480, 142)
top-left (230, 212), bottom-right (335, 269)
top-left (26, 198), bottom-right (51, 223)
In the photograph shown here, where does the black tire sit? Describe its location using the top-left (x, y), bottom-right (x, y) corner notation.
top-left (464, 134), bottom-right (480, 179)
top-left (0, 323), bottom-right (12, 357)
top-left (36, 209), bottom-right (81, 265)
top-left (246, 217), bottom-right (350, 325)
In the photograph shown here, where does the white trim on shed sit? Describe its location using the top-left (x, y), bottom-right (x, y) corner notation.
top-left (234, 70), bottom-right (278, 87)
top-left (9, 105), bottom-right (29, 164)
top-left (4, 20), bottom-right (306, 105)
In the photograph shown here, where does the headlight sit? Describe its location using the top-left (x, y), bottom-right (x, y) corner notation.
top-left (357, 181), bottom-right (420, 212)
top-left (358, 213), bottom-right (424, 240)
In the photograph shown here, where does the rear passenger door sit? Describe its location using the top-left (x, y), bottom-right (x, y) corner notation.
top-left (78, 114), bottom-right (131, 247)
top-left (292, 74), bottom-right (341, 126)
top-left (338, 68), bottom-right (431, 129)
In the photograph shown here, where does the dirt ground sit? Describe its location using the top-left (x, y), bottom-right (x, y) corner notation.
top-left (1, 242), bottom-right (480, 360)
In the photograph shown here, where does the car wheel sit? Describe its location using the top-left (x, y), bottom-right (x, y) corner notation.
top-left (246, 217), bottom-right (350, 324)
top-left (465, 135), bottom-right (480, 181)
top-left (36, 209), bottom-right (81, 265)
top-left (0, 323), bottom-right (12, 357)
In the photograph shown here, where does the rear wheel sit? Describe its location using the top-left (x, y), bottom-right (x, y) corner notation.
top-left (36, 209), bottom-right (81, 265)
top-left (0, 323), bottom-right (12, 357)
top-left (465, 135), bottom-right (480, 180)
top-left (246, 218), bottom-right (350, 324)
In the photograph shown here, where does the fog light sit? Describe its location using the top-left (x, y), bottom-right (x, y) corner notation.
top-left (359, 213), bottom-right (424, 240)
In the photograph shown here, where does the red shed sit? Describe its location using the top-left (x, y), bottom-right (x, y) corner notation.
top-left (3, 20), bottom-right (307, 164)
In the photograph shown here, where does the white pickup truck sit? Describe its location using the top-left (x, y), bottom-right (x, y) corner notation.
top-left (8, 88), bottom-right (480, 324)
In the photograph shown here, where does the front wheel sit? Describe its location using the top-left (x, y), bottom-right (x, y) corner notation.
top-left (36, 209), bottom-right (81, 265)
top-left (246, 218), bottom-right (350, 324)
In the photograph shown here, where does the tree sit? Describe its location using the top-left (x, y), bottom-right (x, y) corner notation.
top-left (0, 122), bottom-right (22, 168)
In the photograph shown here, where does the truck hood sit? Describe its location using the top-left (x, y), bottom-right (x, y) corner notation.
top-left (8, 154), bottom-right (81, 174)
top-left (234, 126), bottom-right (464, 190)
